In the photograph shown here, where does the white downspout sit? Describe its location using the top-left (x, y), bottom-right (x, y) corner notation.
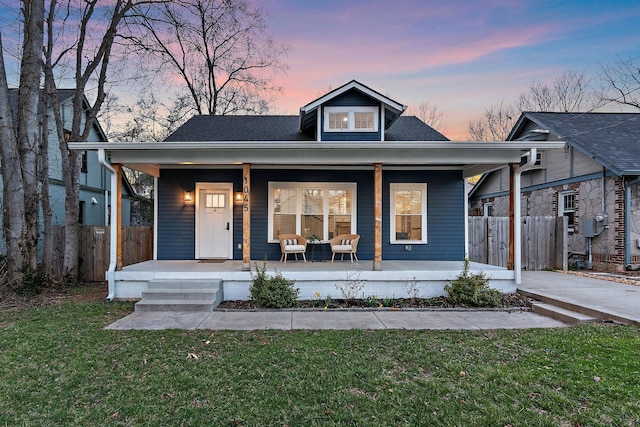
top-left (98, 149), bottom-right (117, 301)
top-left (514, 148), bottom-right (537, 285)
top-left (625, 176), bottom-right (640, 267)
top-left (464, 179), bottom-right (470, 259)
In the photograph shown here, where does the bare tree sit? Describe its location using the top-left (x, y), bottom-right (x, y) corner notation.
top-left (406, 100), bottom-right (446, 132)
top-left (0, 0), bottom-right (44, 285)
top-left (600, 57), bottom-right (640, 110)
top-left (109, 89), bottom-right (190, 142)
top-left (17, 0), bottom-right (44, 272)
top-left (469, 70), bottom-right (599, 140)
top-left (0, 34), bottom-right (26, 282)
top-left (517, 70), bottom-right (598, 113)
top-left (468, 100), bottom-right (518, 141)
top-left (129, 0), bottom-right (289, 115)
top-left (44, 0), bottom-right (158, 280)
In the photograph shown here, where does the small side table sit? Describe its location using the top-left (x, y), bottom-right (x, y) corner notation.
top-left (307, 241), bottom-right (327, 262)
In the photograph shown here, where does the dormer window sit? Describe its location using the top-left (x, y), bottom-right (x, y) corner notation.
top-left (324, 106), bottom-right (378, 132)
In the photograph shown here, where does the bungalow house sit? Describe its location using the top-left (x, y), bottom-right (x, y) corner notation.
top-left (70, 80), bottom-right (562, 302)
top-left (470, 112), bottom-right (640, 272)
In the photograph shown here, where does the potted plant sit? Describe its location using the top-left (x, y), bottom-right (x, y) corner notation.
top-left (308, 234), bottom-right (321, 243)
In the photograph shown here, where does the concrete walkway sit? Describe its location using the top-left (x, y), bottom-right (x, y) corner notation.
top-left (105, 308), bottom-right (565, 331)
top-left (105, 270), bottom-right (640, 331)
top-left (520, 271), bottom-right (640, 325)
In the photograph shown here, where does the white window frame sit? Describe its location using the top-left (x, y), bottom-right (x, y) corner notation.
top-left (323, 106), bottom-right (379, 132)
top-left (390, 183), bottom-right (428, 244)
top-left (483, 202), bottom-right (493, 217)
top-left (558, 190), bottom-right (575, 233)
top-left (268, 182), bottom-right (357, 242)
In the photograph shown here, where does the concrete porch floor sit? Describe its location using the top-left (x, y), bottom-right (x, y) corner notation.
top-left (120, 259), bottom-right (508, 273)
top-left (113, 260), bottom-right (515, 301)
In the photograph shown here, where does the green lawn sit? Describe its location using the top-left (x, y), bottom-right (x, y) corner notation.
top-left (1, 297), bottom-right (639, 426)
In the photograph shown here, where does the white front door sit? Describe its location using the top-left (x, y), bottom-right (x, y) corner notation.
top-left (196, 183), bottom-right (233, 259)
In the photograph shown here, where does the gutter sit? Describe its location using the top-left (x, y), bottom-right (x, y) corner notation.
top-left (514, 148), bottom-right (537, 285)
top-left (98, 149), bottom-right (117, 301)
top-left (625, 176), bottom-right (640, 268)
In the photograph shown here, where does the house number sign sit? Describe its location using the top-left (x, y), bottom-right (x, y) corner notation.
top-left (243, 174), bottom-right (250, 212)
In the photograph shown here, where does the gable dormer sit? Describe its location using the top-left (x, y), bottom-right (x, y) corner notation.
top-left (299, 80), bottom-right (406, 142)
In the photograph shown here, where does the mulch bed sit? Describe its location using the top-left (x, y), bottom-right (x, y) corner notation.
top-left (218, 292), bottom-right (535, 310)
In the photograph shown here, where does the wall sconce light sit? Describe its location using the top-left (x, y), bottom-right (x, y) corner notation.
top-left (235, 191), bottom-right (244, 204)
top-left (184, 191), bottom-right (193, 203)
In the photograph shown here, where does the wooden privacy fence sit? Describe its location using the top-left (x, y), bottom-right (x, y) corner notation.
top-left (468, 216), bottom-right (568, 271)
top-left (53, 225), bottom-right (153, 282)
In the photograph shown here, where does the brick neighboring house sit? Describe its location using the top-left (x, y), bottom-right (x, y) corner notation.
top-left (470, 112), bottom-right (640, 272)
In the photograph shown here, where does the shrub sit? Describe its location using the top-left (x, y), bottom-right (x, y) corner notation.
top-left (249, 262), bottom-right (299, 308)
top-left (445, 259), bottom-right (501, 307)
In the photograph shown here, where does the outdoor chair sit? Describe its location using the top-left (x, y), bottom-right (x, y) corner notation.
top-left (330, 234), bottom-right (360, 263)
top-left (278, 234), bottom-right (308, 263)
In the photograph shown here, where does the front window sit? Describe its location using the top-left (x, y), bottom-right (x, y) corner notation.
top-left (324, 106), bottom-right (378, 132)
top-left (269, 182), bottom-right (356, 241)
top-left (390, 183), bottom-right (427, 243)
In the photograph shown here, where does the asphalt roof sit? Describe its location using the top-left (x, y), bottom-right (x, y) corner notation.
top-left (164, 115), bottom-right (449, 142)
top-left (519, 112), bottom-right (640, 176)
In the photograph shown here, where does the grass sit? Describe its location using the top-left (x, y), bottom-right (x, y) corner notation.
top-left (1, 295), bottom-right (639, 426)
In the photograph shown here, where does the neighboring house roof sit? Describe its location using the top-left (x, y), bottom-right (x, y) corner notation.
top-left (164, 115), bottom-right (449, 142)
top-left (7, 88), bottom-right (108, 142)
top-left (511, 112), bottom-right (640, 176)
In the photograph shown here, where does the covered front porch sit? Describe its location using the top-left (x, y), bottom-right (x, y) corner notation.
top-left (113, 259), bottom-right (513, 301)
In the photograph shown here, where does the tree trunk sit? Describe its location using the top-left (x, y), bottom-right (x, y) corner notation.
top-left (40, 87), bottom-right (53, 278)
top-left (17, 0), bottom-right (45, 270)
top-left (60, 147), bottom-right (81, 280)
top-left (0, 34), bottom-right (25, 282)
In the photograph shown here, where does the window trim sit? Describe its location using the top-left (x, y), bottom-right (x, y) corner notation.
top-left (268, 182), bottom-right (357, 243)
top-left (390, 183), bottom-right (428, 244)
top-left (558, 190), bottom-right (575, 233)
top-left (483, 202), bottom-right (493, 217)
top-left (323, 106), bottom-right (379, 133)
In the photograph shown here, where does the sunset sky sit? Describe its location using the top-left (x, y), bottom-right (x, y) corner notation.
top-left (253, 0), bottom-right (640, 139)
top-left (0, 1), bottom-right (639, 139)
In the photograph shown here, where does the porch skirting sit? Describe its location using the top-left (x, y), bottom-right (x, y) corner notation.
top-left (111, 260), bottom-right (515, 301)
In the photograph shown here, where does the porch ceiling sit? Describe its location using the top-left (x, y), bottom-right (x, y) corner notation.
top-left (69, 140), bottom-right (565, 178)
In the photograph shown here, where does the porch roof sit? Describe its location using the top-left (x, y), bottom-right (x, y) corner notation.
top-left (69, 140), bottom-right (565, 178)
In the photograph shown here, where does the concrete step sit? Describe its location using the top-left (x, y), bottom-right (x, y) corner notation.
top-left (135, 298), bottom-right (217, 312)
top-left (141, 288), bottom-right (219, 301)
top-left (147, 279), bottom-right (222, 290)
top-left (135, 278), bottom-right (223, 312)
top-left (532, 302), bottom-right (599, 325)
top-left (519, 289), bottom-right (606, 319)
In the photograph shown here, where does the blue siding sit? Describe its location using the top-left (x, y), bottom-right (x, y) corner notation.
top-left (157, 168), bottom-right (465, 261)
top-left (157, 169), bottom-right (242, 260)
top-left (383, 170), bottom-right (465, 260)
top-left (321, 89), bottom-right (382, 141)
